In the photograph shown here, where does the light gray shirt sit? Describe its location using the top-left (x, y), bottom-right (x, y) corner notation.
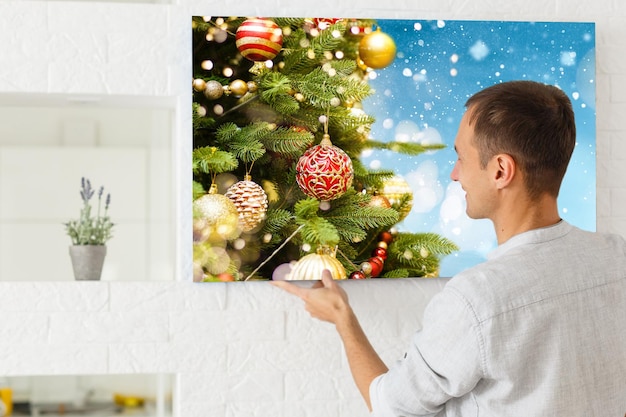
top-left (370, 221), bottom-right (626, 416)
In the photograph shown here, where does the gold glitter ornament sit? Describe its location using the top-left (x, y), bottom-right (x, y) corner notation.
top-left (203, 80), bottom-right (224, 100)
top-left (225, 175), bottom-right (269, 232)
top-left (247, 81), bottom-right (258, 93)
top-left (358, 28), bottom-right (397, 69)
top-left (286, 245), bottom-right (347, 281)
top-left (193, 184), bottom-right (241, 242)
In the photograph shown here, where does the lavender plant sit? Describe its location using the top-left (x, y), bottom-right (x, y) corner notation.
top-left (65, 177), bottom-right (114, 245)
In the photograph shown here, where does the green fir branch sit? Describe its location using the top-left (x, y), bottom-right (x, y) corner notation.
top-left (350, 160), bottom-right (395, 190)
top-left (292, 197), bottom-right (340, 247)
top-left (215, 122), bottom-right (271, 164)
top-left (192, 147), bottom-right (238, 174)
top-left (327, 192), bottom-right (399, 230)
top-left (260, 126), bottom-right (315, 157)
top-left (329, 72), bottom-right (372, 104)
top-left (327, 58), bottom-right (358, 76)
top-left (192, 102), bottom-right (216, 133)
top-left (272, 17), bottom-right (307, 29)
top-left (258, 72), bottom-right (292, 100)
top-left (394, 232), bottom-right (459, 257)
top-left (282, 21), bottom-right (347, 74)
top-left (280, 103), bottom-right (326, 132)
top-left (337, 111), bottom-right (376, 131)
top-left (365, 139), bottom-right (446, 155)
top-left (385, 232), bottom-right (459, 277)
top-left (256, 72), bottom-right (301, 116)
top-left (381, 268), bottom-right (410, 278)
top-left (297, 217), bottom-right (340, 247)
top-left (192, 180), bottom-right (206, 200)
top-left (257, 208), bottom-right (299, 249)
top-left (268, 94), bottom-right (301, 116)
top-left (229, 137), bottom-right (266, 163)
top-left (293, 197), bottom-right (321, 219)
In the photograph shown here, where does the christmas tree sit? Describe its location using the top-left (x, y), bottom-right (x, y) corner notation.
top-left (191, 16), bottom-right (458, 282)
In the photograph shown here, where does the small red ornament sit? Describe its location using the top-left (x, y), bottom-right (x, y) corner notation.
top-left (347, 19), bottom-right (370, 36)
top-left (313, 18), bottom-right (342, 30)
top-left (236, 18), bottom-right (283, 62)
top-left (378, 231), bottom-right (393, 245)
top-left (296, 134), bottom-right (354, 201)
top-left (349, 270), bottom-right (367, 280)
top-left (369, 256), bottom-right (384, 277)
top-left (371, 246), bottom-right (387, 261)
top-left (216, 272), bottom-right (235, 282)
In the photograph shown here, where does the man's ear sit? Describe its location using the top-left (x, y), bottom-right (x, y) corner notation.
top-left (493, 153), bottom-right (516, 189)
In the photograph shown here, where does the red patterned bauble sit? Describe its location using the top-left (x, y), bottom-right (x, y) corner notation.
top-left (236, 18), bottom-right (283, 62)
top-left (369, 256), bottom-right (384, 277)
top-left (349, 270), bottom-right (367, 279)
top-left (296, 134), bottom-right (354, 201)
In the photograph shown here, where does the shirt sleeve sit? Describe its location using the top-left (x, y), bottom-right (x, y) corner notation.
top-left (369, 286), bottom-right (484, 416)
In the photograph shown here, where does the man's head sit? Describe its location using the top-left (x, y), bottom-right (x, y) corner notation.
top-left (463, 80), bottom-right (576, 200)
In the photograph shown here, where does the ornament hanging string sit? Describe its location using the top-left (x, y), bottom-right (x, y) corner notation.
top-left (246, 160), bottom-right (255, 177)
top-left (243, 224), bottom-right (305, 281)
top-left (336, 247), bottom-right (359, 270)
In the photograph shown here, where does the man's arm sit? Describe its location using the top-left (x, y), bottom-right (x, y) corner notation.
top-left (272, 270), bottom-right (388, 410)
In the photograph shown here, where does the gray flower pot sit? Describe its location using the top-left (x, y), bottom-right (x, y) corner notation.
top-left (69, 245), bottom-right (107, 281)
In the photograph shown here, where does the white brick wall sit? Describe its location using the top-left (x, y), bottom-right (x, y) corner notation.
top-left (0, 1), bottom-right (625, 416)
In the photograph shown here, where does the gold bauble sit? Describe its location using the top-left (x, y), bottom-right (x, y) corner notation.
top-left (192, 78), bottom-right (206, 92)
top-left (225, 175), bottom-right (269, 232)
top-left (204, 80), bottom-right (224, 100)
top-left (368, 194), bottom-right (392, 209)
top-left (358, 29), bottom-right (397, 69)
top-left (229, 79), bottom-right (249, 97)
top-left (286, 246), bottom-right (347, 281)
top-left (380, 175), bottom-right (413, 221)
top-left (193, 185), bottom-right (241, 242)
top-left (247, 81), bottom-right (258, 93)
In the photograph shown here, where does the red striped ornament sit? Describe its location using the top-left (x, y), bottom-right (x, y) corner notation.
top-left (296, 134), bottom-right (353, 201)
top-left (235, 18), bottom-right (283, 62)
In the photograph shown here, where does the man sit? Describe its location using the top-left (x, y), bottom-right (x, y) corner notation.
top-left (273, 80), bottom-right (626, 416)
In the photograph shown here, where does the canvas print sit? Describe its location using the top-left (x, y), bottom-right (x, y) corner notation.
top-left (191, 17), bottom-right (595, 282)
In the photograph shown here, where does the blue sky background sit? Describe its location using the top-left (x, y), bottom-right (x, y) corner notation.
top-left (359, 19), bottom-right (596, 276)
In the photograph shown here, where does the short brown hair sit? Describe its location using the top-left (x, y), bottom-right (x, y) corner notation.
top-left (465, 80), bottom-right (576, 199)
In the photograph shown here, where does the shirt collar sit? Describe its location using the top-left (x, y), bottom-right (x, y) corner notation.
top-left (487, 220), bottom-right (572, 261)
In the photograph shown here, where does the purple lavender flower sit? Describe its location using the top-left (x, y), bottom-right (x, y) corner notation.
top-left (66, 177), bottom-right (114, 245)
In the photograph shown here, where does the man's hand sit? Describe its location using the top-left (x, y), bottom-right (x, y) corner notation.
top-left (272, 269), bottom-right (388, 411)
top-left (271, 269), bottom-right (350, 326)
